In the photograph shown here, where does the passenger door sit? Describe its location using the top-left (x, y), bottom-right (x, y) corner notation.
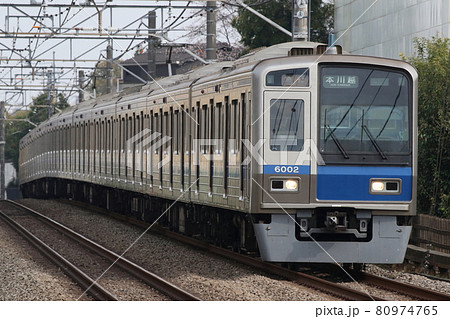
top-left (262, 91), bottom-right (311, 204)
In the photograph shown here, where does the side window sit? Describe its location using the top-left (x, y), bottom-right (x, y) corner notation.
top-left (202, 104), bottom-right (208, 154)
top-left (231, 99), bottom-right (238, 152)
top-left (154, 113), bottom-right (159, 154)
top-left (266, 68), bottom-right (309, 87)
top-left (216, 102), bottom-right (222, 154)
top-left (174, 110), bottom-right (179, 154)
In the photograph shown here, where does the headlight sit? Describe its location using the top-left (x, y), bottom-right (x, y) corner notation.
top-left (285, 180), bottom-right (298, 190)
top-left (371, 181), bottom-right (385, 192)
top-left (271, 179), bottom-right (299, 191)
top-left (370, 179), bottom-right (401, 194)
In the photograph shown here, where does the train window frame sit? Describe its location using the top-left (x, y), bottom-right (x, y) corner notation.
top-left (266, 68), bottom-right (310, 87)
top-left (144, 112), bottom-right (150, 181)
top-left (174, 109), bottom-right (179, 155)
top-left (210, 99), bottom-right (215, 155)
top-left (231, 99), bottom-right (238, 153)
top-left (181, 106), bottom-right (186, 188)
top-left (82, 122), bottom-right (86, 174)
top-left (195, 104), bottom-right (200, 191)
top-left (168, 109), bottom-right (173, 186)
top-left (134, 114), bottom-right (139, 179)
top-left (102, 119), bottom-right (106, 175)
top-left (120, 117), bottom-right (125, 176)
top-left (318, 63), bottom-right (413, 165)
top-left (154, 112), bottom-right (159, 155)
top-left (216, 101), bottom-right (222, 155)
top-left (269, 99), bottom-right (305, 152)
top-left (201, 104), bottom-right (208, 154)
top-left (164, 111), bottom-right (169, 153)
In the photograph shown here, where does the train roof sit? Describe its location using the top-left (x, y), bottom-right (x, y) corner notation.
top-left (23, 41), bottom-right (338, 137)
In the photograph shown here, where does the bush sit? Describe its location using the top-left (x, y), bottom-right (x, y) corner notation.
top-left (405, 36), bottom-right (450, 217)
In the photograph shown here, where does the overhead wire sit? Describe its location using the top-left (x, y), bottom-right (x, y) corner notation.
top-left (60, 1), bottom-right (76, 28)
top-left (1, 1), bottom-right (209, 107)
top-left (2, 2), bottom-right (105, 106)
top-left (0, 2), bottom-right (87, 98)
top-left (164, 1), bottom-right (191, 30)
top-left (113, 21), bottom-right (145, 61)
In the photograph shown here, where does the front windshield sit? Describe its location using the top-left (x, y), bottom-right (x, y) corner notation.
top-left (319, 66), bottom-right (411, 162)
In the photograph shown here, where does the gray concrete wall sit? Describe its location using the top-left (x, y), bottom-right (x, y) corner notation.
top-left (335, 0), bottom-right (450, 59)
top-left (5, 162), bottom-right (17, 186)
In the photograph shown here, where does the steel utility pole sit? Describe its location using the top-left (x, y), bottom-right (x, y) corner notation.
top-left (292, 0), bottom-right (309, 41)
top-left (147, 11), bottom-right (157, 81)
top-left (47, 51), bottom-right (57, 118)
top-left (78, 70), bottom-right (85, 103)
top-left (106, 44), bottom-right (113, 94)
top-left (206, 1), bottom-right (217, 61)
top-left (47, 71), bottom-right (54, 118)
top-left (0, 101), bottom-right (5, 200)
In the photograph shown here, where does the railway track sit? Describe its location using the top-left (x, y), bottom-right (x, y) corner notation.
top-left (57, 199), bottom-right (382, 300)
top-left (354, 271), bottom-right (450, 301)
top-left (79, 200), bottom-right (450, 301)
top-left (26, 198), bottom-right (450, 301)
top-left (152, 227), bottom-right (450, 300)
top-left (0, 200), bottom-right (201, 301)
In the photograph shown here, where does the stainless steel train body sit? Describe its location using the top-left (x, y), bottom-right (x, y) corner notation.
top-left (19, 42), bottom-right (418, 264)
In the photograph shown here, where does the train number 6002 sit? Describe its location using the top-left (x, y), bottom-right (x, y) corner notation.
top-left (274, 166), bottom-right (299, 174)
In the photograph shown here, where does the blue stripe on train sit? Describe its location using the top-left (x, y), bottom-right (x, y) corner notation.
top-left (317, 166), bottom-right (412, 201)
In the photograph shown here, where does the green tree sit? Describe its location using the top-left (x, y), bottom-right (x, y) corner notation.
top-left (5, 112), bottom-right (33, 173)
top-left (404, 37), bottom-right (450, 217)
top-left (5, 92), bottom-right (70, 171)
top-left (27, 92), bottom-right (69, 124)
top-left (231, 0), bottom-right (334, 50)
top-left (310, 0), bottom-right (334, 44)
top-left (88, 60), bottom-right (122, 97)
top-left (231, 0), bottom-right (292, 49)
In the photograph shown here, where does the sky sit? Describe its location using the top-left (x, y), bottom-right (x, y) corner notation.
top-left (0, 0), bottom-right (239, 109)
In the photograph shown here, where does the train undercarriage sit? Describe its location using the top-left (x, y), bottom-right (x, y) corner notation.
top-left (20, 178), bottom-right (259, 254)
top-left (20, 177), bottom-right (413, 265)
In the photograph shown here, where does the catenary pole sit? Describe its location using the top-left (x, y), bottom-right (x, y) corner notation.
top-left (206, 1), bottom-right (217, 61)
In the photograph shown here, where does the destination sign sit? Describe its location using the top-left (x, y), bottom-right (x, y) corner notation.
top-left (323, 75), bottom-right (359, 88)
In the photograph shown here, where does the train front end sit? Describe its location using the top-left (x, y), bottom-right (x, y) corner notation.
top-left (251, 52), bottom-right (417, 264)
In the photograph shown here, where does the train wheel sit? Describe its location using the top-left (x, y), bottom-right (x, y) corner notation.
top-left (343, 263), bottom-right (365, 272)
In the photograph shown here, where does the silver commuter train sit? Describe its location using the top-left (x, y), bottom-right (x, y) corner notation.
top-left (19, 42), bottom-right (418, 264)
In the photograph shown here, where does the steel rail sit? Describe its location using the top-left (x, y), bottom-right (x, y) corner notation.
top-left (358, 272), bottom-right (450, 301)
top-left (153, 224), bottom-right (385, 301)
top-left (63, 200), bottom-right (384, 301)
top-left (5, 200), bottom-right (201, 301)
top-left (61, 199), bottom-right (450, 301)
top-left (0, 203), bottom-right (118, 301)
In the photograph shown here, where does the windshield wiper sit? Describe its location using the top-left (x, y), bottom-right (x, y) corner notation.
top-left (362, 125), bottom-right (387, 160)
top-left (326, 125), bottom-right (349, 159)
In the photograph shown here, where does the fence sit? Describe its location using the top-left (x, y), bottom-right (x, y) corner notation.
top-left (410, 214), bottom-right (450, 254)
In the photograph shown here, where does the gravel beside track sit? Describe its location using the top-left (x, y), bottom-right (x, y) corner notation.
top-left (339, 280), bottom-right (411, 301)
top-left (19, 199), bottom-right (334, 301)
top-left (2, 202), bottom-right (170, 301)
top-left (365, 265), bottom-right (450, 295)
top-left (17, 199), bottom-right (450, 301)
top-left (0, 218), bottom-right (91, 301)
top-left (328, 262), bottom-right (450, 300)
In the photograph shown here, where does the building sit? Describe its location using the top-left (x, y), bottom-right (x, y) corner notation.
top-left (4, 162), bottom-right (21, 199)
top-left (334, 0), bottom-right (450, 59)
top-left (120, 47), bottom-right (204, 89)
top-left (119, 43), bottom-right (243, 90)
